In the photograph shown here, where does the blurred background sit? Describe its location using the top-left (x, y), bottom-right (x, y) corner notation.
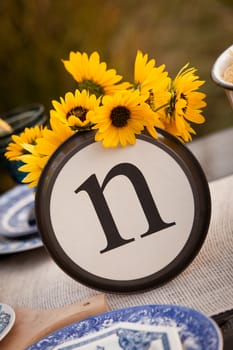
top-left (0, 0), bottom-right (233, 137)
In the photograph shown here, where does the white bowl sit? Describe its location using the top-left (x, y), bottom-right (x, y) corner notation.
top-left (211, 44), bottom-right (233, 110)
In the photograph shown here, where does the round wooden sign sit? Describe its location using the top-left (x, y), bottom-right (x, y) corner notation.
top-left (35, 129), bottom-right (211, 292)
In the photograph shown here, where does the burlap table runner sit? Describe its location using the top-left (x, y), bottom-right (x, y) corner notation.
top-left (1, 173), bottom-right (233, 316)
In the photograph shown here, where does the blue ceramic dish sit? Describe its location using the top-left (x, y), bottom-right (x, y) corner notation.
top-left (26, 304), bottom-right (222, 350)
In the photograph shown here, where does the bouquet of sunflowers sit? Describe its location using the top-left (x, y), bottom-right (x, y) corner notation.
top-left (5, 50), bottom-right (206, 188)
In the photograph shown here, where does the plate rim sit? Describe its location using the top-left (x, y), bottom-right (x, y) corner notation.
top-left (0, 184), bottom-right (37, 238)
top-left (0, 234), bottom-right (43, 255)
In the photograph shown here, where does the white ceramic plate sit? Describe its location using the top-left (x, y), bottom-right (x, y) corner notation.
top-left (0, 184), bottom-right (37, 238)
top-left (25, 304), bottom-right (223, 350)
top-left (0, 303), bottom-right (15, 341)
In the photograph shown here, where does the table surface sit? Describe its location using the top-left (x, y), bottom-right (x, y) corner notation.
top-left (1, 126), bottom-right (233, 348)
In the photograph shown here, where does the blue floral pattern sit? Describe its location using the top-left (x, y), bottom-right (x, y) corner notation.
top-left (0, 303), bottom-right (15, 341)
top-left (55, 324), bottom-right (171, 350)
top-left (117, 328), bottom-right (169, 350)
top-left (0, 310), bottom-right (11, 333)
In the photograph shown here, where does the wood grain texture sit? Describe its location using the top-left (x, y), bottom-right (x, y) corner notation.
top-left (0, 294), bottom-right (109, 350)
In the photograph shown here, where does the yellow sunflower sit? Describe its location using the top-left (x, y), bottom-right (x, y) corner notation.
top-left (163, 64), bottom-right (206, 142)
top-left (5, 125), bottom-right (46, 161)
top-left (35, 115), bottom-right (75, 158)
top-left (62, 51), bottom-right (130, 97)
top-left (90, 89), bottom-right (160, 147)
top-left (18, 116), bottom-right (76, 188)
top-left (50, 89), bottom-right (100, 131)
top-left (164, 118), bottom-right (196, 142)
top-left (134, 50), bottom-right (170, 98)
top-left (145, 80), bottom-right (171, 120)
top-left (133, 50), bottom-right (171, 126)
top-left (19, 151), bottom-right (48, 188)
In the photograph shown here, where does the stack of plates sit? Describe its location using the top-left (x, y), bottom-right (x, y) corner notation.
top-left (0, 185), bottom-right (43, 255)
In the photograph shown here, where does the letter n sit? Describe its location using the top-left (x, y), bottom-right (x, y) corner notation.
top-left (74, 163), bottom-right (175, 253)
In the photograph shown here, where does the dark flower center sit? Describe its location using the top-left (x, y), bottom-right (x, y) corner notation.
top-left (110, 106), bottom-right (130, 127)
top-left (67, 106), bottom-right (88, 121)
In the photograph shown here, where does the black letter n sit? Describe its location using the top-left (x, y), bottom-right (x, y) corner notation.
top-left (74, 163), bottom-right (175, 253)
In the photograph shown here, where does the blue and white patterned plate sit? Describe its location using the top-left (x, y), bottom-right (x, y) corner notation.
top-left (0, 303), bottom-right (15, 341)
top-left (53, 322), bottom-right (183, 350)
top-left (0, 234), bottom-right (43, 255)
top-left (0, 184), bottom-right (37, 237)
top-left (25, 304), bottom-right (223, 350)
